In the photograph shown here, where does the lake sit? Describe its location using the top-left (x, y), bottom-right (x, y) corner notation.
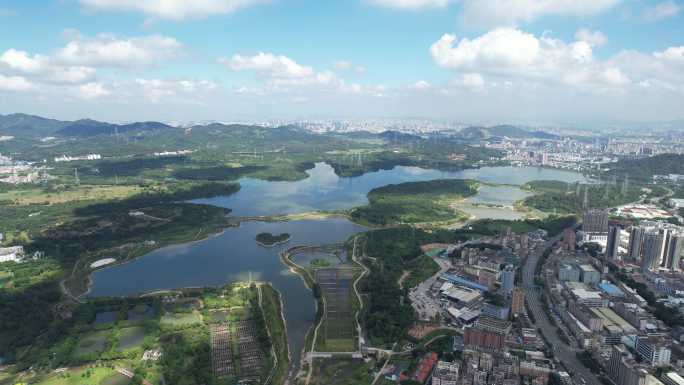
top-left (89, 163), bottom-right (585, 369)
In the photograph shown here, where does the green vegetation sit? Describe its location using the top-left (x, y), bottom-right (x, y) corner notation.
top-left (616, 271), bottom-right (684, 327)
top-left (1, 283), bottom-right (284, 385)
top-left (466, 216), bottom-right (576, 238)
top-left (0, 183), bottom-right (241, 361)
top-left (402, 255), bottom-right (440, 289)
top-left (607, 154), bottom-right (684, 182)
top-left (360, 227), bottom-right (468, 346)
top-left (173, 165), bottom-right (267, 181)
top-left (259, 284), bottom-right (289, 385)
top-left (255, 232), bottom-right (291, 246)
top-left (523, 180), bottom-right (641, 214)
top-left (310, 357), bottom-right (377, 385)
top-left (350, 179), bottom-right (477, 226)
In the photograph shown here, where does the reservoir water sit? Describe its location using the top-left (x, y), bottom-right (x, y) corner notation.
top-left (89, 163), bottom-right (586, 368)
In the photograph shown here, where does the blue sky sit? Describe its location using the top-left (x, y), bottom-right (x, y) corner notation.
top-left (0, 0), bottom-right (683, 126)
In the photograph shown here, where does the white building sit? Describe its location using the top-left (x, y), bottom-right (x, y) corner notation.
top-left (0, 246), bottom-right (25, 263)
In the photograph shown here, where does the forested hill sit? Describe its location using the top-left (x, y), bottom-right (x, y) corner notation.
top-left (56, 120), bottom-right (174, 137)
top-left (607, 154), bottom-right (684, 181)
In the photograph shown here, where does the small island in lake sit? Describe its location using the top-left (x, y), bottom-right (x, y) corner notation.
top-left (255, 232), bottom-right (291, 247)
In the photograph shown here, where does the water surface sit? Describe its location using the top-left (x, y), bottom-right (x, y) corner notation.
top-left (90, 163), bottom-right (585, 369)
top-left (193, 163), bottom-right (585, 216)
top-left (89, 218), bottom-right (366, 365)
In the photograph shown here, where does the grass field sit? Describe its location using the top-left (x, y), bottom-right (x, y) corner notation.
top-left (0, 185), bottom-right (142, 205)
top-left (310, 357), bottom-right (376, 385)
top-left (160, 311), bottom-right (202, 326)
top-left (73, 330), bottom-right (111, 356)
top-left (28, 367), bottom-right (118, 385)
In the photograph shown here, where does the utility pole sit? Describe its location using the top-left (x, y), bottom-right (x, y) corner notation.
top-left (74, 168), bottom-right (80, 186)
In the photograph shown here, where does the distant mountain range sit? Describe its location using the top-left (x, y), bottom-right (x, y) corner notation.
top-left (0, 113), bottom-right (178, 139)
top-left (0, 113), bottom-right (560, 141)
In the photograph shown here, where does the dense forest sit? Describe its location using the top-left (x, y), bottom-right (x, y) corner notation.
top-left (350, 179), bottom-right (477, 225)
top-left (523, 180), bottom-right (642, 214)
top-left (607, 154), bottom-right (684, 182)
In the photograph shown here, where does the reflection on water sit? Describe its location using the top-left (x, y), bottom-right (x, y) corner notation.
top-left (90, 163), bottom-right (585, 369)
top-left (89, 218), bottom-right (366, 367)
top-left (467, 185), bottom-right (533, 206)
top-left (193, 163), bottom-right (585, 216)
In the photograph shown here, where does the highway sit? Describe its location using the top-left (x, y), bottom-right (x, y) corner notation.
top-left (522, 236), bottom-right (601, 385)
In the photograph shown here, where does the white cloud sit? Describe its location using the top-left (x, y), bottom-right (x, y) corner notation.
top-left (575, 29), bottom-right (607, 47)
top-left (224, 52), bottom-right (384, 97)
top-left (0, 74), bottom-right (34, 91)
top-left (644, 1), bottom-right (681, 21)
top-left (368, 0), bottom-right (453, 9)
top-left (56, 33), bottom-right (182, 67)
top-left (459, 73), bottom-right (485, 89)
top-left (78, 82), bottom-right (110, 99)
top-left (224, 52), bottom-right (314, 79)
top-left (0, 48), bottom-right (96, 84)
top-left (79, 0), bottom-right (265, 20)
top-left (0, 49), bottom-right (48, 73)
top-left (429, 27), bottom-right (684, 95)
top-left (459, 0), bottom-right (620, 27)
top-left (411, 80), bottom-right (432, 90)
top-left (133, 79), bottom-right (218, 102)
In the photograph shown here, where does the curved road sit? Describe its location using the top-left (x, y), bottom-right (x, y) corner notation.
top-left (523, 236), bottom-right (601, 385)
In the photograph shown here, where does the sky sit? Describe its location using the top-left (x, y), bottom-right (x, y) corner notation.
top-left (0, 0), bottom-right (683, 126)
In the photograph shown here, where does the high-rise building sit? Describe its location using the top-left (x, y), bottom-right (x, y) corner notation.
top-left (511, 287), bottom-right (525, 316)
top-left (629, 226), bottom-right (646, 261)
top-left (607, 225), bottom-right (622, 260)
top-left (626, 221), bottom-right (684, 272)
top-left (583, 209), bottom-right (609, 234)
top-left (641, 229), bottom-right (663, 272)
top-left (664, 233), bottom-right (684, 271)
top-left (501, 265), bottom-right (515, 295)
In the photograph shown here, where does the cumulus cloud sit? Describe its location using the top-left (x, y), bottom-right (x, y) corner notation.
top-left (644, 1), bottom-right (681, 21)
top-left (458, 0), bottom-right (620, 27)
top-left (0, 48), bottom-right (96, 85)
top-left (79, 0), bottom-right (265, 20)
top-left (575, 29), bottom-right (607, 47)
top-left (56, 33), bottom-right (182, 68)
top-left (429, 27), bottom-right (684, 95)
top-left (0, 74), bottom-right (34, 91)
top-left (223, 52), bottom-right (314, 79)
top-left (133, 78), bottom-right (219, 102)
top-left (224, 52), bottom-right (383, 97)
top-left (0, 30), bottom-right (186, 98)
top-left (78, 82), bottom-right (110, 99)
top-left (367, 0), bottom-right (453, 9)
